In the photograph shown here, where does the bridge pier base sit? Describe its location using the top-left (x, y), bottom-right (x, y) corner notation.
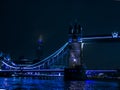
top-left (64, 65), bottom-right (86, 81)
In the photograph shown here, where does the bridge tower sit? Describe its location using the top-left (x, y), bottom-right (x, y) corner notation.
top-left (68, 23), bottom-right (83, 67)
top-left (64, 23), bottom-right (86, 80)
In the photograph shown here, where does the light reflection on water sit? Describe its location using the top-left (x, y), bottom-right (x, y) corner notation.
top-left (0, 77), bottom-right (119, 90)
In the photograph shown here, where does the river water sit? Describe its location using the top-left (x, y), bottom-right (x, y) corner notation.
top-left (0, 77), bottom-right (119, 90)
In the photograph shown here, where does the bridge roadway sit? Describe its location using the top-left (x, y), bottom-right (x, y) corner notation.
top-left (0, 69), bottom-right (117, 73)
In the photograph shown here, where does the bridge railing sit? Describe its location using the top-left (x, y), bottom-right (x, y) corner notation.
top-left (23, 42), bottom-right (68, 69)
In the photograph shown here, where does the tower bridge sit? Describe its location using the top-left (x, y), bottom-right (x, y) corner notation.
top-left (0, 23), bottom-right (120, 80)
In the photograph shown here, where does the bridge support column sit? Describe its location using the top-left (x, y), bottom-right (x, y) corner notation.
top-left (64, 23), bottom-right (86, 81)
top-left (64, 65), bottom-right (86, 81)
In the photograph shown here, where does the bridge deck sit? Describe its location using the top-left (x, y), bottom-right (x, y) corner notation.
top-left (0, 69), bottom-right (117, 72)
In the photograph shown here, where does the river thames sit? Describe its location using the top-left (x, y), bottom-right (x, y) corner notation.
top-left (0, 77), bottom-right (119, 90)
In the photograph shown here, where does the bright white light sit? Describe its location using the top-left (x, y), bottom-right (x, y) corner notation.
top-left (73, 58), bottom-right (76, 62)
top-left (81, 43), bottom-right (84, 49)
top-left (59, 73), bottom-right (61, 76)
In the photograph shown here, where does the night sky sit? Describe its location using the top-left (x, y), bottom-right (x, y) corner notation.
top-left (0, 0), bottom-right (120, 69)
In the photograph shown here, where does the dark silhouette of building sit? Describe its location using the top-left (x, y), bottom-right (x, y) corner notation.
top-left (34, 36), bottom-right (44, 63)
top-left (14, 55), bottom-right (33, 65)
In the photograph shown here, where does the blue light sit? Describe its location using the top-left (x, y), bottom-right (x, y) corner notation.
top-left (5, 54), bottom-right (11, 61)
top-left (38, 35), bottom-right (43, 44)
top-left (69, 38), bottom-right (72, 42)
top-left (77, 37), bottom-right (82, 42)
top-left (58, 73), bottom-right (61, 76)
top-left (83, 36), bottom-right (112, 40)
top-left (2, 61), bottom-right (18, 69)
top-left (112, 32), bottom-right (118, 38)
top-left (38, 39), bottom-right (43, 44)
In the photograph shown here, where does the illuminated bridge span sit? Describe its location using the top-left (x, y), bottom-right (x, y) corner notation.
top-left (0, 23), bottom-right (120, 76)
top-left (0, 69), bottom-right (117, 75)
